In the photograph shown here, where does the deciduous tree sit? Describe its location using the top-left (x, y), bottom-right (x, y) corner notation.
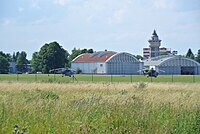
top-left (39, 41), bottom-right (68, 73)
top-left (31, 52), bottom-right (41, 73)
top-left (0, 51), bottom-right (10, 74)
top-left (68, 48), bottom-right (94, 64)
top-left (16, 51), bottom-right (28, 73)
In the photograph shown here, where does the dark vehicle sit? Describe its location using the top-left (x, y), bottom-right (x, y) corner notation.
top-left (49, 67), bottom-right (76, 77)
top-left (16, 71), bottom-right (22, 74)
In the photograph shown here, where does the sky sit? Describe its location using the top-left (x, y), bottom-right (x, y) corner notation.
top-left (0, 0), bottom-right (200, 59)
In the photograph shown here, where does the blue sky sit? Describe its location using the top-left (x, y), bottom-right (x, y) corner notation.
top-left (0, 0), bottom-right (200, 59)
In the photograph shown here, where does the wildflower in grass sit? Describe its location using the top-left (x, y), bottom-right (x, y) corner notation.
top-left (120, 89), bottom-right (128, 95)
top-left (13, 125), bottom-right (27, 134)
top-left (87, 124), bottom-right (93, 132)
top-left (13, 125), bottom-right (19, 134)
top-left (20, 127), bottom-right (27, 134)
top-left (79, 124), bottom-right (83, 131)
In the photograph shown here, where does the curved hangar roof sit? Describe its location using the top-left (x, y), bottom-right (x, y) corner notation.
top-left (72, 51), bottom-right (139, 63)
top-left (144, 55), bottom-right (200, 67)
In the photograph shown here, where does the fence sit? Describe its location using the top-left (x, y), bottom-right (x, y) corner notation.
top-left (0, 74), bottom-right (200, 83)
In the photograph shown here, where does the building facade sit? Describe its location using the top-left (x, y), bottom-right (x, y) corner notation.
top-left (9, 62), bottom-right (17, 73)
top-left (143, 30), bottom-right (171, 59)
top-left (71, 51), bottom-right (143, 75)
top-left (143, 55), bottom-right (200, 75)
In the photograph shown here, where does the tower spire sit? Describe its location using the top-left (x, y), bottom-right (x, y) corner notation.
top-left (148, 30), bottom-right (161, 58)
top-left (152, 29), bottom-right (158, 37)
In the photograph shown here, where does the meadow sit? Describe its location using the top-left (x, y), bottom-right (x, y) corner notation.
top-left (1, 74), bottom-right (200, 83)
top-left (0, 81), bottom-right (200, 133)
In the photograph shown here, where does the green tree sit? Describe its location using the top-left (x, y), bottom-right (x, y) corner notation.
top-left (160, 52), bottom-right (168, 56)
top-left (39, 41), bottom-right (67, 73)
top-left (0, 51), bottom-right (9, 74)
top-left (68, 48), bottom-right (81, 62)
top-left (6, 53), bottom-right (12, 62)
top-left (80, 48), bottom-right (88, 54)
top-left (195, 49), bottom-right (200, 63)
top-left (12, 52), bottom-right (20, 62)
top-left (68, 48), bottom-right (94, 64)
top-left (16, 51), bottom-right (28, 73)
top-left (12, 52), bottom-right (16, 62)
top-left (186, 48), bottom-right (195, 60)
top-left (87, 49), bottom-right (94, 53)
top-left (134, 55), bottom-right (143, 60)
top-left (31, 52), bottom-right (41, 73)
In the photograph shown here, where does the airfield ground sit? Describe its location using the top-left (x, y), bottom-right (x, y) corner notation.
top-left (1, 74), bottom-right (200, 83)
top-left (0, 81), bottom-right (199, 133)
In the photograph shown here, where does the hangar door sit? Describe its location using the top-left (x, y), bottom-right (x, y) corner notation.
top-left (106, 53), bottom-right (141, 75)
top-left (181, 67), bottom-right (195, 75)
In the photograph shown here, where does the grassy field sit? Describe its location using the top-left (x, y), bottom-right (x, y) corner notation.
top-left (1, 74), bottom-right (200, 83)
top-left (0, 82), bottom-right (200, 133)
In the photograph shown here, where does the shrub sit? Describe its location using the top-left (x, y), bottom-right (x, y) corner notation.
top-left (76, 68), bottom-right (82, 74)
top-left (136, 82), bottom-right (148, 89)
top-left (41, 90), bottom-right (59, 100)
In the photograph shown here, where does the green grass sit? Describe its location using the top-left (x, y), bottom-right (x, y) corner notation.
top-left (1, 74), bottom-right (200, 83)
top-left (0, 82), bottom-right (200, 133)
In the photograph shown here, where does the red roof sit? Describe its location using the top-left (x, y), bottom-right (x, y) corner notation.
top-left (73, 51), bottom-right (117, 62)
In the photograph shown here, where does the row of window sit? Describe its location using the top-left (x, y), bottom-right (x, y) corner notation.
top-left (160, 59), bottom-right (197, 66)
top-left (108, 54), bottom-right (138, 62)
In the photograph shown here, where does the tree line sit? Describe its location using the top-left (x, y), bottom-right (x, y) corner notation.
top-left (0, 41), bottom-right (200, 74)
top-left (0, 41), bottom-right (94, 74)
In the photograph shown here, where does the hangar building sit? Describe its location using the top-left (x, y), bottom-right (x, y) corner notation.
top-left (143, 55), bottom-right (200, 75)
top-left (71, 51), bottom-right (143, 75)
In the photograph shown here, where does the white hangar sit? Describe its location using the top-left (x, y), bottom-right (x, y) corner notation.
top-left (71, 51), bottom-right (143, 75)
top-left (143, 55), bottom-right (200, 75)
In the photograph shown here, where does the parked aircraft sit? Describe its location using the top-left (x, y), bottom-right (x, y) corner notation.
top-left (138, 67), bottom-right (164, 78)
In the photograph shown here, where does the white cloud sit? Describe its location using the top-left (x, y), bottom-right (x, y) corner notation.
top-left (1, 0), bottom-right (199, 57)
top-left (153, 0), bottom-right (175, 9)
top-left (108, 5), bottom-right (129, 24)
top-left (86, 15), bottom-right (95, 23)
top-left (18, 7), bottom-right (24, 12)
top-left (31, 0), bottom-right (41, 9)
top-left (31, 17), bottom-right (47, 25)
top-left (54, 0), bottom-right (71, 6)
top-left (1, 19), bottom-right (13, 26)
top-left (113, 8), bottom-right (127, 22)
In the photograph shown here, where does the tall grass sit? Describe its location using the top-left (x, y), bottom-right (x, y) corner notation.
top-left (0, 82), bottom-right (200, 133)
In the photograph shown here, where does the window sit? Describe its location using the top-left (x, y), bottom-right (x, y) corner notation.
top-left (151, 47), bottom-right (156, 51)
top-left (100, 64), bottom-right (103, 67)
